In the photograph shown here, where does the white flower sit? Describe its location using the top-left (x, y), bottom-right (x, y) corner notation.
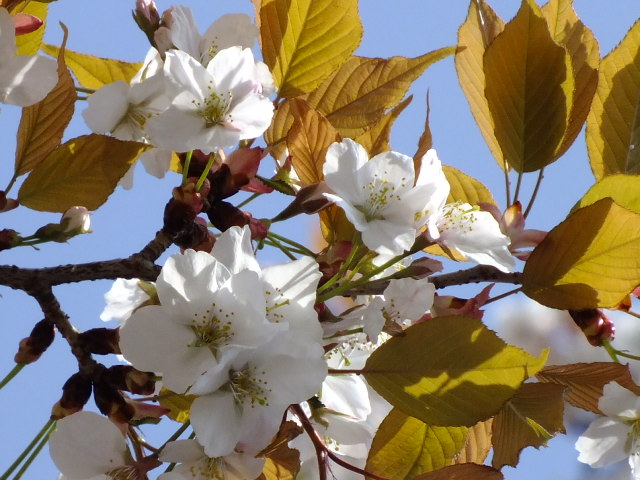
top-left (99, 278), bottom-right (151, 324)
top-left (0, 8), bottom-right (56, 106)
top-left (190, 335), bottom-right (327, 457)
top-left (576, 381), bottom-right (640, 477)
top-left (82, 74), bottom-right (169, 143)
top-left (146, 47), bottom-right (274, 153)
top-left (118, 248), bottom-right (283, 394)
top-left (361, 278), bottom-right (435, 339)
top-left (436, 202), bottom-right (515, 273)
top-left (323, 139), bottom-right (449, 256)
top-left (49, 411), bottom-right (133, 480)
top-left (158, 439), bottom-right (264, 480)
top-left (160, 6), bottom-right (257, 66)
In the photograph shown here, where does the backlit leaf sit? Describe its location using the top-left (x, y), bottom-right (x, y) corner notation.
top-left (455, 0), bottom-right (506, 169)
top-left (484, 0), bottom-right (573, 172)
top-left (307, 49), bottom-right (455, 138)
top-left (523, 198), bottom-right (640, 309)
top-left (587, 18), bottom-right (640, 179)
top-left (258, 421), bottom-right (303, 480)
top-left (411, 463), bottom-right (503, 480)
top-left (14, 2), bottom-right (47, 55)
top-left (158, 387), bottom-right (194, 423)
top-left (443, 165), bottom-right (495, 205)
top-left (366, 408), bottom-right (467, 480)
top-left (41, 44), bottom-right (143, 89)
top-left (573, 174), bottom-right (640, 213)
top-left (542, 0), bottom-right (599, 158)
top-left (413, 92), bottom-right (433, 172)
top-left (286, 98), bottom-right (339, 186)
top-left (363, 315), bottom-right (547, 426)
top-left (537, 362), bottom-right (640, 414)
top-left (18, 134), bottom-right (149, 212)
top-left (454, 419), bottom-right (493, 465)
top-left (355, 95), bottom-right (412, 157)
top-left (319, 205), bottom-right (355, 245)
top-left (15, 24), bottom-right (75, 176)
top-left (491, 383), bottom-right (566, 469)
top-left (260, 0), bottom-right (362, 98)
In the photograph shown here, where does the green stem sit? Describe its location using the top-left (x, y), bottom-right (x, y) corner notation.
top-left (75, 86), bottom-right (96, 94)
top-left (512, 170), bottom-right (523, 204)
top-left (157, 421), bottom-right (191, 456)
top-left (4, 173), bottom-right (18, 195)
top-left (0, 418), bottom-right (55, 480)
top-left (263, 237), bottom-right (297, 260)
top-left (195, 152), bottom-right (217, 192)
top-left (181, 151), bottom-right (193, 185)
top-left (267, 231), bottom-right (316, 257)
top-left (602, 339), bottom-right (620, 363)
top-left (237, 192), bottom-right (262, 209)
top-left (503, 163), bottom-right (511, 207)
top-left (11, 421), bottom-right (55, 480)
top-left (0, 363), bottom-right (25, 390)
top-left (317, 239), bottom-right (362, 295)
top-left (613, 349), bottom-right (640, 362)
top-left (523, 168), bottom-right (544, 218)
top-left (317, 250), bottom-right (410, 303)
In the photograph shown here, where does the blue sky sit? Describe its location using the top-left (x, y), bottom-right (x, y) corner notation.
top-left (0, 1), bottom-right (639, 479)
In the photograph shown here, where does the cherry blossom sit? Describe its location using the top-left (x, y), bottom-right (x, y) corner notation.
top-left (146, 47), bottom-right (274, 153)
top-left (576, 381), bottom-right (640, 478)
top-left (323, 139), bottom-right (449, 256)
top-left (0, 8), bottom-right (56, 106)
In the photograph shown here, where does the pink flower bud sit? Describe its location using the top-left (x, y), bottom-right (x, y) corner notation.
top-left (12, 13), bottom-right (42, 35)
top-left (569, 309), bottom-right (615, 346)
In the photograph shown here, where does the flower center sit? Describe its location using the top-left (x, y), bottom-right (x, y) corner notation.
top-left (196, 83), bottom-right (232, 128)
top-left (189, 303), bottom-right (235, 354)
top-left (228, 365), bottom-right (271, 408)
top-left (357, 176), bottom-right (403, 222)
top-left (185, 457), bottom-right (227, 480)
top-left (107, 465), bottom-right (143, 480)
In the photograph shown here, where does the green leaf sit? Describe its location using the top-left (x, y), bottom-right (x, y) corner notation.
top-left (362, 315), bottom-right (548, 427)
top-left (455, 0), bottom-right (506, 169)
top-left (483, 0), bottom-right (573, 172)
top-left (443, 165), bottom-right (496, 206)
top-left (18, 134), bottom-right (149, 212)
top-left (523, 198), bottom-right (640, 309)
top-left (573, 174), bottom-right (640, 213)
top-left (15, 2), bottom-right (47, 55)
top-left (15, 24), bottom-right (75, 176)
top-left (453, 419), bottom-right (493, 465)
top-left (286, 98), bottom-right (339, 186)
top-left (587, 18), bottom-right (640, 179)
top-left (158, 387), bottom-right (194, 423)
top-left (41, 44), bottom-right (143, 89)
top-left (307, 49), bottom-right (455, 138)
top-left (537, 362), bottom-right (640, 414)
top-left (365, 408), bottom-right (467, 480)
top-left (541, 0), bottom-right (599, 159)
top-left (411, 463), bottom-right (503, 480)
top-left (491, 383), bottom-right (566, 469)
top-left (259, 0), bottom-right (362, 98)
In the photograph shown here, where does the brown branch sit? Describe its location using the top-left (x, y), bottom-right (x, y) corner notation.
top-left (0, 229), bottom-right (173, 292)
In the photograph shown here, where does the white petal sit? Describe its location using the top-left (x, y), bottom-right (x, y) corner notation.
top-left (0, 54), bottom-right (57, 106)
top-left (201, 14), bottom-right (257, 58)
top-left (167, 6), bottom-right (201, 60)
top-left (191, 392), bottom-right (240, 457)
top-left (211, 225), bottom-right (259, 274)
top-left (576, 417), bottom-right (631, 468)
top-left (49, 411), bottom-right (127, 479)
top-left (600, 381), bottom-right (640, 419)
top-left (139, 148), bottom-right (172, 179)
top-left (99, 278), bottom-right (150, 324)
top-left (82, 82), bottom-right (130, 135)
top-left (158, 439), bottom-right (204, 464)
top-left (0, 9), bottom-right (16, 60)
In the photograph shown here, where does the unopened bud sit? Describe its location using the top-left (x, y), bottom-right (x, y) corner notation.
top-left (14, 319), bottom-right (55, 364)
top-left (51, 372), bottom-right (92, 419)
top-left (272, 182), bottom-right (332, 222)
top-left (132, 0), bottom-right (161, 48)
top-left (126, 397), bottom-right (170, 425)
top-left (93, 381), bottom-right (135, 424)
top-left (104, 365), bottom-right (156, 395)
top-left (35, 207), bottom-right (91, 243)
top-left (0, 229), bottom-right (21, 251)
top-left (207, 201), bottom-right (250, 232)
top-left (0, 191), bottom-right (18, 212)
top-left (77, 328), bottom-right (120, 355)
top-left (569, 309), bottom-right (615, 346)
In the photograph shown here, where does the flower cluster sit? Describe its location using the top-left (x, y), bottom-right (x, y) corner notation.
top-left (82, 4), bottom-right (275, 188)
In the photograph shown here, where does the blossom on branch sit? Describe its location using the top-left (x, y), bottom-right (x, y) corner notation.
top-left (576, 381), bottom-right (640, 478)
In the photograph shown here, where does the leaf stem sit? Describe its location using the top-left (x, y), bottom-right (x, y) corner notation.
top-left (523, 168), bottom-right (544, 218)
top-left (0, 363), bottom-right (25, 390)
top-left (512, 170), bottom-right (523, 204)
top-left (181, 150), bottom-right (193, 185)
top-left (267, 231), bottom-right (316, 257)
top-left (602, 339), bottom-right (620, 363)
top-left (12, 421), bottom-right (56, 480)
top-left (0, 418), bottom-right (55, 480)
top-left (236, 192), bottom-right (261, 209)
top-left (503, 163), bottom-right (511, 207)
top-left (195, 151), bottom-right (217, 191)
